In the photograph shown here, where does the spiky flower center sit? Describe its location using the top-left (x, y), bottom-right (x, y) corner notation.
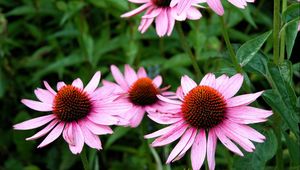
top-left (128, 77), bottom-right (159, 106)
top-left (152, 0), bottom-right (172, 7)
top-left (53, 85), bottom-right (92, 122)
top-left (181, 86), bottom-right (226, 129)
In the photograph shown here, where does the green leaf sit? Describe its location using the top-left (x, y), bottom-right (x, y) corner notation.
top-left (283, 131), bottom-right (300, 166)
top-left (243, 51), bottom-right (268, 76)
top-left (233, 130), bottom-right (277, 170)
top-left (105, 127), bottom-right (131, 149)
top-left (237, 31), bottom-right (272, 67)
top-left (263, 90), bottom-right (299, 138)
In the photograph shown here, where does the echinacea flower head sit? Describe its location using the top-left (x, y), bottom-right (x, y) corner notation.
top-left (206, 0), bottom-right (255, 15)
top-left (145, 73), bottom-right (272, 170)
top-left (104, 64), bottom-right (173, 127)
top-left (121, 0), bottom-right (202, 37)
top-left (14, 71), bottom-right (130, 154)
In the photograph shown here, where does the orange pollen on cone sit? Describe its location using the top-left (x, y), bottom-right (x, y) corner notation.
top-left (128, 77), bottom-right (159, 106)
top-left (181, 85), bottom-right (226, 129)
top-left (152, 0), bottom-right (172, 7)
top-left (53, 85), bottom-right (92, 122)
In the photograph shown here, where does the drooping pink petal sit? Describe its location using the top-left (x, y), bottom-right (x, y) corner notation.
top-left (83, 119), bottom-right (113, 135)
top-left (207, 0), bottom-right (224, 15)
top-left (207, 130), bottom-right (217, 170)
top-left (72, 78), bottom-right (84, 89)
top-left (187, 7), bottom-right (202, 20)
top-left (228, 0), bottom-right (246, 8)
top-left (26, 119), bottom-right (59, 140)
top-left (68, 122), bottom-right (84, 154)
top-left (173, 128), bottom-right (197, 162)
top-left (37, 122), bottom-right (65, 148)
top-left (148, 112), bottom-right (182, 125)
top-left (87, 113), bottom-right (119, 126)
top-left (181, 75), bottom-right (197, 95)
top-left (14, 114), bottom-right (56, 130)
top-left (214, 127), bottom-right (244, 156)
top-left (166, 128), bottom-right (194, 163)
top-left (78, 122), bottom-right (102, 150)
top-left (62, 123), bottom-right (74, 145)
top-left (157, 95), bottom-right (182, 105)
top-left (155, 9), bottom-right (168, 37)
top-left (21, 99), bottom-right (52, 112)
top-left (84, 71), bottom-right (101, 93)
top-left (167, 10), bottom-right (176, 36)
top-left (129, 107), bottom-right (145, 127)
top-left (191, 129), bottom-right (206, 170)
top-left (34, 88), bottom-right (54, 105)
top-left (226, 91), bottom-right (264, 107)
top-left (121, 3), bottom-right (152, 18)
top-left (145, 120), bottom-right (185, 139)
top-left (151, 123), bottom-right (188, 147)
top-left (226, 106), bottom-right (273, 120)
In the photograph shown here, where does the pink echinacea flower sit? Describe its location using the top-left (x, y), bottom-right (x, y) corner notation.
top-left (121, 0), bottom-right (202, 37)
top-left (104, 64), bottom-right (173, 127)
top-left (145, 73), bottom-right (272, 170)
top-left (14, 71), bottom-right (130, 154)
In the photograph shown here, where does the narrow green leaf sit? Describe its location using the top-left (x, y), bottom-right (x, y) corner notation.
top-left (237, 31), bottom-right (272, 67)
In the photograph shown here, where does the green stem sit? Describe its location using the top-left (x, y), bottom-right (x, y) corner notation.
top-left (220, 16), bottom-right (242, 73)
top-left (279, 0), bottom-right (287, 63)
top-left (176, 23), bottom-right (203, 80)
top-left (80, 148), bottom-right (90, 170)
top-left (273, 0), bottom-right (281, 65)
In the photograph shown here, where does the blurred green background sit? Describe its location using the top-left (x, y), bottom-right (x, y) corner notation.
top-left (0, 0), bottom-right (299, 170)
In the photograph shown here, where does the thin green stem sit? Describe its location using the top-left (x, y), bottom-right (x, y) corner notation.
top-left (273, 0), bottom-right (281, 65)
top-left (80, 147), bottom-right (90, 170)
top-left (279, 0), bottom-right (287, 63)
top-left (220, 17), bottom-right (242, 73)
top-left (176, 23), bottom-right (203, 80)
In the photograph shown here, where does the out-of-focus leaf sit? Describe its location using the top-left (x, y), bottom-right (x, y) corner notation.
top-left (24, 165), bottom-right (40, 170)
top-left (105, 127), bottom-right (131, 149)
top-left (0, 68), bottom-right (6, 98)
top-left (6, 6), bottom-right (36, 16)
top-left (241, 6), bottom-right (257, 28)
top-left (232, 129), bottom-right (277, 170)
top-left (283, 131), bottom-right (300, 166)
top-left (237, 31), bottom-right (272, 67)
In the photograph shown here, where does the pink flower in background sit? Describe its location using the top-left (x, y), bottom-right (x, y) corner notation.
top-left (121, 0), bottom-right (202, 37)
top-left (14, 72), bottom-right (131, 154)
top-left (145, 73), bottom-right (272, 170)
top-left (104, 64), bottom-right (173, 127)
top-left (206, 0), bottom-right (255, 15)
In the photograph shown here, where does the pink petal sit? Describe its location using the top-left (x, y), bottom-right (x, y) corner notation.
top-left (157, 95), bottom-right (182, 105)
top-left (97, 101), bottom-right (132, 116)
top-left (167, 10), bottom-right (176, 36)
top-left (68, 122), bottom-right (84, 154)
top-left (57, 81), bottom-right (66, 91)
top-left (21, 99), bottom-right (52, 112)
top-left (214, 127), bottom-right (244, 156)
top-left (37, 122), bottom-right (65, 148)
top-left (191, 129), bottom-right (206, 170)
top-left (176, 86), bottom-right (184, 101)
top-left (226, 91), bottom-right (264, 107)
top-left (83, 119), bottom-right (113, 135)
top-left (166, 128), bottom-right (194, 163)
top-left (34, 88), bottom-right (54, 105)
top-left (228, 0), bottom-right (246, 8)
top-left (26, 119), bottom-right (59, 140)
top-left (72, 78), bottom-right (84, 89)
top-left (215, 74), bottom-right (229, 90)
top-left (181, 75), bottom-right (197, 95)
top-left (129, 107), bottom-right (145, 127)
top-left (207, 0), bottom-right (224, 15)
top-left (137, 67), bottom-right (147, 78)
top-left (155, 9), bottom-right (168, 37)
top-left (87, 113), bottom-right (119, 126)
top-left (177, 0), bottom-right (193, 15)
top-left (219, 74), bottom-right (243, 99)
top-left (148, 112), bottom-right (182, 125)
top-left (110, 65), bottom-right (129, 90)
top-left (13, 114), bottom-right (56, 130)
top-left (63, 123), bottom-right (74, 145)
top-left (84, 71), bottom-right (101, 93)
top-left (226, 106), bottom-right (273, 120)
top-left (145, 120), bottom-right (185, 139)
top-left (78, 122), bottom-right (102, 150)
top-left (121, 3), bottom-right (151, 18)
top-left (173, 128), bottom-right (197, 162)
top-left (124, 64), bottom-right (138, 86)
top-left (43, 81), bottom-right (56, 95)
top-left (200, 73), bottom-right (216, 88)
top-left (207, 130), bottom-right (217, 170)
top-left (187, 7), bottom-right (202, 20)
top-left (151, 124), bottom-right (188, 147)
top-left (153, 75), bottom-right (162, 87)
